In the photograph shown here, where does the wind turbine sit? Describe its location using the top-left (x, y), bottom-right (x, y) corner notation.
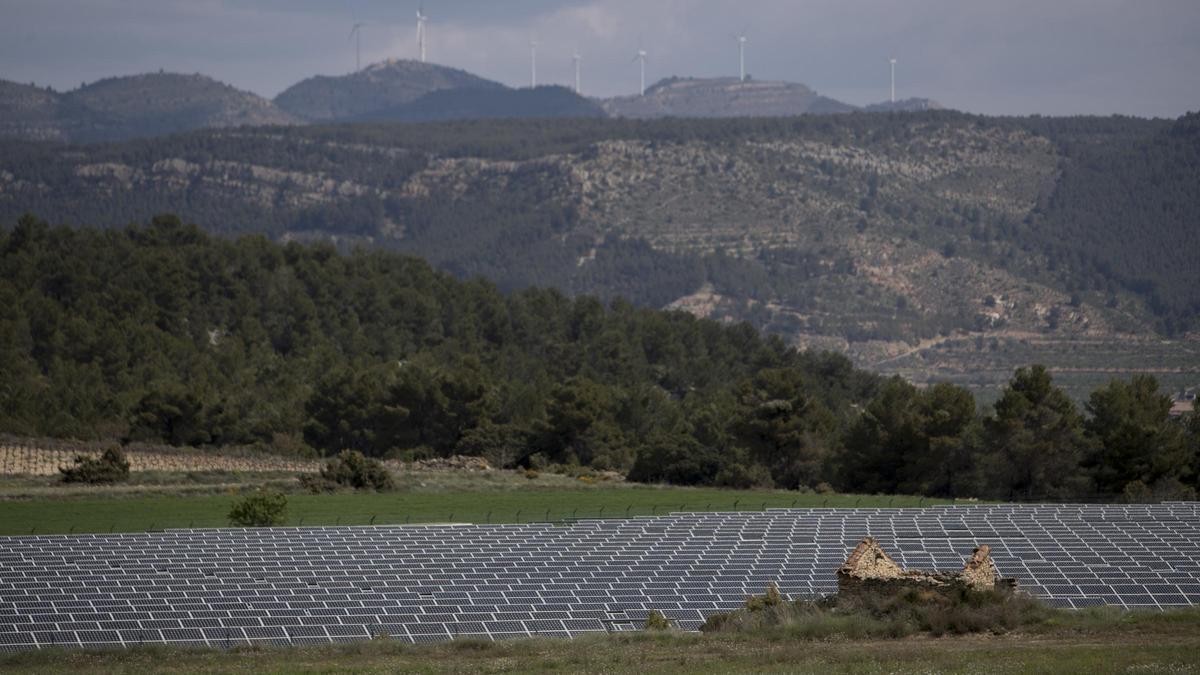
top-left (530, 39), bottom-right (538, 88)
top-left (416, 5), bottom-right (428, 63)
top-left (571, 52), bottom-right (583, 95)
top-left (349, 22), bottom-right (366, 72)
top-left (633, 49), bottom-right (647, 96)
top-left (889, 57), bottom-right (897, 106)
top-left (736, 34), bottom-right (748, 82)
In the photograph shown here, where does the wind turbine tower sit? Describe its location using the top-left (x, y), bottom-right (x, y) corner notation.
top-left (530, 40), bottom-right (538, 88)
top-left (634, 49), bottom-right (647, 96)
top-left (349, 22), bottom-right (366, 72)
top-left (572, 52), bottom-right (583, 95)
top-left (737, 34), bottom-right (748, 82)
top-left (416, 6), bottom-right (428, 63)
top-left (889, 58), bottom-right (897, 105)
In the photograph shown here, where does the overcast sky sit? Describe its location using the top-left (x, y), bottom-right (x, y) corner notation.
top-left (1, 0), bottom-right (1197, 117)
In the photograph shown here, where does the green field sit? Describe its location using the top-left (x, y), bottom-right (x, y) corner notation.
top-left (0, 473), bottom-right (959, 535)
top-left (1, 609), bottom-right (1197, 674)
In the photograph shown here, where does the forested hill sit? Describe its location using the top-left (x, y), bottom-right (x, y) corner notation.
top-left (354, 85), bottom-right (607, 123)
top-left (1, 112), bottom-right (1194, 354)
top-left (0, 215), bottom-right (880, 470)
top-left (1023, 113), bottom-right (1200, 333)
top-left (273, 60), bottom-right (504, 122)
top-left (0, 73), bottom-right (295, 143)
top-left (2, 217), bottom-right (1197, 500)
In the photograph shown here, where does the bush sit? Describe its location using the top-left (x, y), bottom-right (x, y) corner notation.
top-left (454, 422), bottom-right (529, 469)
top-left (300, 450), bottom-right (395, 492)
top-left (60, 446), bottom-right (131, 484)
top-left (228, 490), bottom-right (288, 527)
top-left (845, 585), bottom-right (1052, 636)
top-left (713, 463), bottom-right (774, 489)
top-left (644, 610), bottom-right (671, 631)
top-left (743, 582), bottom-right (784, 611)
top-left (701, 582), bottom-right (1051, 637)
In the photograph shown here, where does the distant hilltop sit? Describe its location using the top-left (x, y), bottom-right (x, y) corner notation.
top-left (0, 61), bottom-right (946, 143)
top-left (274, 59), bottom-right (505, 122)
top-left (603, 76), bottom-right (858, 118)
top-left (0, 73), bottom-right (295, 144)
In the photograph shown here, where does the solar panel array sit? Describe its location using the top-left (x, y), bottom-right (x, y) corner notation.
top-left (2, 503), bottom-right (1198, 651)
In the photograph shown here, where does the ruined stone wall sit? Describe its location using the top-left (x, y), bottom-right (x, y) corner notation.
top-left (835, 538), bottom-right (1017, 604)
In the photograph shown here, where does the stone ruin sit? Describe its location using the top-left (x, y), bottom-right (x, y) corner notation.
top-left (836, 537), bottom-right (1017, 603)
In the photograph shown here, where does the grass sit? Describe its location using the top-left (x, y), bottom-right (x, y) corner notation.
top-left (0, 609), bottom-right (1197, 674)
top-left (0, 470), bottom-right (961, 535)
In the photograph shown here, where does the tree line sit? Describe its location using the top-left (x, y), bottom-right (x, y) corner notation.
top-left (1, 215), bottom-right (1196, 500)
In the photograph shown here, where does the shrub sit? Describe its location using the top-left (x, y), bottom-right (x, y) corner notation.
top-left (644, 610), bottom-right (671, 631)
top-left (267, 432), bottom-right (318, 458)
top-left (453, 422), bottom-right (529, 469)
top-left (60, 446), bottom-right (131, 484)
top-left (743, 582), bottom-right (784, 611)
top-left (701, 582), bottom-right (1052, 637)
top-left (713, 463), bottom-right (774, 489)
top-left (524, 468), bottom-right (539, 480)
top-left (228, 490), bottom-right (288, 527)
top-left (301, 450), bottom-right (395, 492)
top-left (857, 585), bottom-right (1052, 636)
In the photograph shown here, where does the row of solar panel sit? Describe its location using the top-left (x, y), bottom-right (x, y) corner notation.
top-left (3, 503), bottom-right (1197, 652)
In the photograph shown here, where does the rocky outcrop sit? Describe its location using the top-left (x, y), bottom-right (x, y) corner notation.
top-left (837, 538), bottom-right (1015, 602)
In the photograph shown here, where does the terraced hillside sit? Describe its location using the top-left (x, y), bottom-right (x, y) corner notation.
top-left (1, 113), bottom-right (1195, 396)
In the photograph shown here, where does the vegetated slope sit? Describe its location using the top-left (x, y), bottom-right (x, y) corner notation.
top-left (0, 113), bottom-right (1193, 385)
top-left (0, 74), bottom-right (296, 143)
top-left (274, 59), bottom-right (505, 122)
top-left (0, 216), bottom-right (880, 487)
top-left (603, 77), bottom-right (857, 118)
top-left (3, 219), bottom-right (1196, 500)
top-left (0, 80), bottom-right (67, 142)
top-left (1023, 112), bottom-right (1200, 334)
top-left (356, 85), bottom-right (608, 123)
top-left (864, 98), bottom-right (943, 112)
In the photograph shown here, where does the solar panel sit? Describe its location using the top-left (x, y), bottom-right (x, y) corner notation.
top-left (0, 502), bottom-right (1197, 650)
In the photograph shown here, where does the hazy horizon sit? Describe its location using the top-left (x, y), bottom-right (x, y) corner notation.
top-left (1, 0), bottom-right (1198, 118)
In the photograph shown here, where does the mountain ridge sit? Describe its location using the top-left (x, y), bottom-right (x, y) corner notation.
top-left (1, 112), bottom-right (1194, 402)
top-left (274, 59), bottom-right (506, 122)
top-left (1, 63), bottom-right (946, 143)
top-left (0, 72), bottom-right (295, 143)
